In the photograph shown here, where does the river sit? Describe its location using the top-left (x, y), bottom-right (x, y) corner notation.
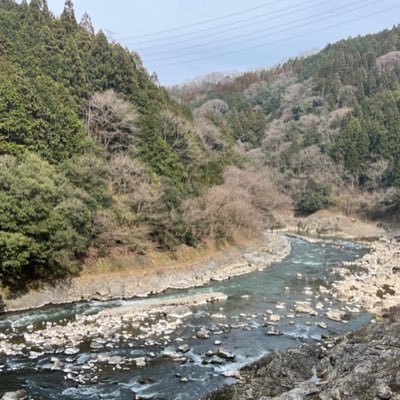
top-left (0, 237), bottom-right (370, 399)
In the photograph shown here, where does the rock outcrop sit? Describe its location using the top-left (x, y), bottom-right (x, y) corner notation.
top-left (204, 310), bottom-right (400, 400)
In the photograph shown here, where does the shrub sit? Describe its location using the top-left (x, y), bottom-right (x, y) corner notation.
top-left (298, 181), bottom-right (333, 214)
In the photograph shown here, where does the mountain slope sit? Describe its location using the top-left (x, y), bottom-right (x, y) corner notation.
top-left (171, 25), bottom-right (400, 216)
top-left (0, 0), bottom-right (288, 289)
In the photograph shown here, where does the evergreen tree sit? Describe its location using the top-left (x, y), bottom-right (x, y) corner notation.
top-left (60, 0), bottom-right (76, 31)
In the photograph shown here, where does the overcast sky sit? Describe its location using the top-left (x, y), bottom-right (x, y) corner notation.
top-left (46, 0), bottom-right (400, 85)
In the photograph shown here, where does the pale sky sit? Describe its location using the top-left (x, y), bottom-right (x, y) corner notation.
top-left (46, 0), bottom-right (400, 85)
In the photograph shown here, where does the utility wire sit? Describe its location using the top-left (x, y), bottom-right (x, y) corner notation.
top-left (150, 4), bottom-right (400, 69)
top-left (141, 0), bottom-right (375, 60)
top-left (122, 0), bottom-right (326, 46)
top-left (117, 0), bottom-right (306, 40)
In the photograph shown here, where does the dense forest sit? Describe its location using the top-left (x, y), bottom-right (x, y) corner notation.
top-left (0, 0), bottom-right (399, 289)
top-left (171, 25), bottom-right (400, 216)
top-left (0, 0), bottom-right (289, 289)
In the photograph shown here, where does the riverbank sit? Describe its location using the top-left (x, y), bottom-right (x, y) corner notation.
top-left (282, 209), bottom-right (386, 240)
top-left (202, 215), bottom-right (400, 400)
top-left (0, 232), bottom-right (290, 313)
top-left (204, 310), bottom-right (400, 400)
top-left (281, 211), bottom-right (400, 316)
top-left (332, 237), bottom-right (400, 316)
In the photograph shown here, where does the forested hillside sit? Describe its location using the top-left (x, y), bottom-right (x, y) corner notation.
top-left (1, 0), bottom-right (399, 290)
top-left (171, 25), bottom-right (400, 216)
top-left (0, 0), bottom-right (289, 289)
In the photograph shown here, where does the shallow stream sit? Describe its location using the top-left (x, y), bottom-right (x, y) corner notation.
top-left (0, 237), bottom-right (370, 399)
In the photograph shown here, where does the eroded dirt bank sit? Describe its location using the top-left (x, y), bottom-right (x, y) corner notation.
top-left (0, 233), bottom-right (290, 313)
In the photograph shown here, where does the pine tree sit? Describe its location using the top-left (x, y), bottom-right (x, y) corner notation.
top-left (79, 12), bottom-right (94, 34)
top-left (60, 0), bottom-right (76, 31)
top-left (29, 0), bottom-right (49, 13)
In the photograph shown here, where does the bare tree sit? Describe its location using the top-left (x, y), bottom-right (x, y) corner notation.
top-left (376, 51), bottom-right (400, 73)
top-left (194, 99), bottom-right (229, 117)
top-left (110, 155), bottom-right (156, 215)
top-left (159, 110), bottom-right (202, 162)
top-left (184, 166), bottom-right (291, 241)
top-left (195, 117), bottom-right (227, 153)
top-left (87, 90), bottom-right (139, 153)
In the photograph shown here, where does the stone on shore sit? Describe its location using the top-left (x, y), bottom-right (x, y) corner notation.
top-left (222, 370), bottom-right (241, 379)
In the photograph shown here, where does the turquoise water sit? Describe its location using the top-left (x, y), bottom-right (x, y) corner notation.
top-left (0, 237), bottom-right (369, 399)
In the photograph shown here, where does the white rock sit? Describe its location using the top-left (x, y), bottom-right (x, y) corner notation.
top-left (326, 309), bottom-right (347, 322)
top-left (196, 328), bottom-right (209, 339)
top-left (222, 370), bottom-right (241, 379)
top-left (270, 314), bottom-right (281, 322)
top-left (64, 347), bottom-right (80, 355)
top-left (294, 302), bottom-right (318, 316)
top-left (134, 357), bottom-right (146, 368)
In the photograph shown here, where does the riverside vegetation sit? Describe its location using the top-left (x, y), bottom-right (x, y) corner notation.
top-left (0, 1), bottom-right (400, 296)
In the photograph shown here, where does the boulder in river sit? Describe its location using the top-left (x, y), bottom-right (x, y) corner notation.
top-left (1, 390), bottom-right (28, 400)
top-left (269, 314), bottom-right (281, 322)
top-left (326, 308), bottom-right (347, 321)
top-left (294, 302), bottom-right (318, 316)
top-left (134, 357), bottom-right (146, 368)
top-left (178, 344), bottom-right (190, 353)
top-left (216, 348), bottom-right (235, 360)
top-left (51, 358), bottom-right (64, 371)
top-left (64, 347), bottom-right (80, 355)
top-left (266, 327), bottom-right (283, 336)
top-left (196, 328), bottom-right (210, 339)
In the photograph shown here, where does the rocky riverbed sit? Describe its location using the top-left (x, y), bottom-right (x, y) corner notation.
top-left (332, 237), bottom-right (400, 315)
top-left (203, 233), bottom-right (400, 400)
top-left (204, 309), bottom-right (400, 400)
top-left (0, 237), bottom-right (372, 399)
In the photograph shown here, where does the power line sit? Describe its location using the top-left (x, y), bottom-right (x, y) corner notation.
top-left (141, 0), bottom-right (375, 60)
top-left (150, 4), bottom-right (400, 69)
top-left (122, 0), bottom-right (326, 46)
top-left (117, 0), bottom-right (302, 40)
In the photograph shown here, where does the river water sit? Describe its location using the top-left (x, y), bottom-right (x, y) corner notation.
top-left (0, 237), bottom-right (370, 399)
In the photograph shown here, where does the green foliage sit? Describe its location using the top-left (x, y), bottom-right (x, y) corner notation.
top-left (0, 60), bottom-right (85, 163)
top-left (0, 153), bottom-right (92, 287)
top-left (61, 151), bottom-right (112, 209)
top-left (228, 109), bottom-right (266, 147)
top-left (298, 181), bottom-right (333, 214)
top-left (333, 117), bottom-right (369, 179)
